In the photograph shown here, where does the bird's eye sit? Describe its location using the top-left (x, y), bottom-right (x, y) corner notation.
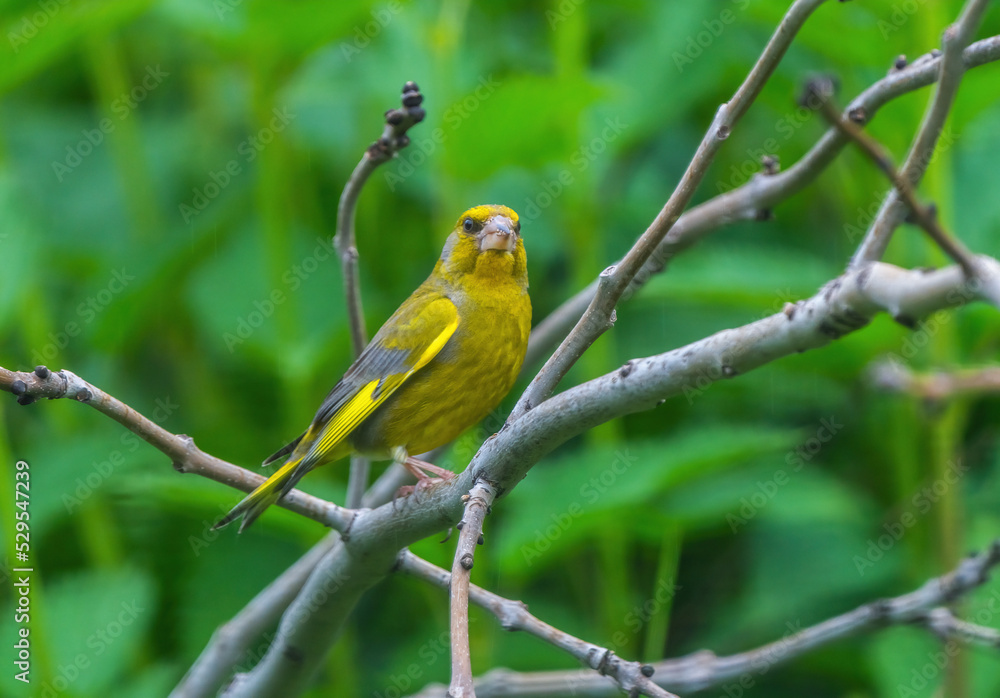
top-left (462, 218), bottom-right (475, 232)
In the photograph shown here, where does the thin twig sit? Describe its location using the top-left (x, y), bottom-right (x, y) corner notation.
top-left (408, 541), bottom-right (1000, 697)
top-left (524, 35), bottom-right (1000, 370)
top-left (871, 361), bottom-right (1000, 401)
top-left (400, 552), bottom-right (677, 698)
top-left (809, 85), bottom-right (979, 278)
top-left (0, 365), bottom-right (354, 532)
top-left (851, 0), bottom-right (989, 267)
top-left (449, 480), bottom-right (497, 698)
top-left (512, 0), bottom-right (829, 416)
top-left (336, 81), bottom-right (426, 508)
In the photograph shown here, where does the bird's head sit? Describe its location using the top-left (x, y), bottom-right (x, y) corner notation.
top-left (438, 204), bottom-right (527, 286)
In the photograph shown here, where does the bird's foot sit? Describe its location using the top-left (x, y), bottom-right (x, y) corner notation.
top-left (402, 456), bottom-right (455, 482)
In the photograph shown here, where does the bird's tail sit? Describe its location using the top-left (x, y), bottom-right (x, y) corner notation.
top-left (214, 455), bottom-right (311, 533)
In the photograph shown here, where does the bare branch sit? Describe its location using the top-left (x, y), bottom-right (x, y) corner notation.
top-left (335, 81), bottom-right (426, 508)
top-left (851, 0), bottom-right (989, 266)
top-left (400, 552), bottom-right (676, 698)
top-left (810, 84), bottom-right (979, 277)
top-left (449, 481), bottom-right (497, 698)
top-left (408, 541), bottom-right (1000, 697)
top-left (334, 80), bottom-right (426, 357)
top-left (871, 361), bottom-right (1000, 401)
top-left (513, 0), bottom-right (830, 412)
top-left (525, 34), bottom-right (1000, 370)
top-left (0, 365), bottom-right (354, 532)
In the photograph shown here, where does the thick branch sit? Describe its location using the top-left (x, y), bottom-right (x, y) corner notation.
top-left (171, 532), bottom-right (342, 698)
top-left (449, 481), bottom-right (496, 698)
top-left (0, 365), bottom-right (354, 532)
top-left (851, 0), bottom-right (988, 266)
top-left (513, 0), bottom-right (830, 412)
top-left (408, 541), bottom-right (1000, 697)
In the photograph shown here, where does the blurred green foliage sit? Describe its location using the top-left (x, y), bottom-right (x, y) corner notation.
top-left (2, 0), bottom-right (1000, 696)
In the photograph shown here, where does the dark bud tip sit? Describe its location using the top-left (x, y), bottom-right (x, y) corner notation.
top-left (456, 520), bottom-right (465, 530)
top-left (76, 388), bottom-right (93, 402)
top-left (894, 55), bottom-right (908, 70)
top-left (641, 665), bottom-right (655, 678)
top-left (17, 395), bottom-right (35, 406)
top-left (477, 534), bottom-right (485, 545)
top-left (401, 92), bottom-right (423, 108)
top-left (761, 154), bottom-right (779, 175)
top-left (931, 48), bottom-right (942, 58)
top-left (403, 80), bottom-right (419, 93)
top-left (755, 208), bottom-right (774, 222)
top-left (409, 107), bottom-right (426, 123)
top-left (34, 365), bottom-right (51, 379)
top-left (848, 106), bottom-right (867, 124)
top-left (460, 553), bottom-right (474, 570)
top-left (385, 110), bottom-right (405, 126)
top-left (397, 135), bottom-right (410, 148)
top-left (10, 379), bottom-right (26, 396)
top-left (800, 74), bottom-right (837, 109)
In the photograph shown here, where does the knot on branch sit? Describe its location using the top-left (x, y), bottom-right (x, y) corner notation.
top-left (368, 81), bottom-right (426, 162)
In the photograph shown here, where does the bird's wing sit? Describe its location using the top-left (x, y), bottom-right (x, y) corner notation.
top-left (299, 295), bottom-right (459, 466)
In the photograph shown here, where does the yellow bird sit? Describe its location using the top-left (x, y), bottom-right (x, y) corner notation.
top-left (216, 205), bottom-right (531, 531)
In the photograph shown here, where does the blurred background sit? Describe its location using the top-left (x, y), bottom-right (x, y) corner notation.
top-left (2, 0), bottom-right (1000, 696)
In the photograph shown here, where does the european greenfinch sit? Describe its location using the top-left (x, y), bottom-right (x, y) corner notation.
top-left (216, 204), bottom-right (530, 531)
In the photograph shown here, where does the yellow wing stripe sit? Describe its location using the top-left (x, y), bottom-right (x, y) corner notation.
top-left (309, 309), bottom-right (460, 461)
top-left (414, 313), bottom-right (459, 370)
top-left (313, 378), bottom-right (381, 455)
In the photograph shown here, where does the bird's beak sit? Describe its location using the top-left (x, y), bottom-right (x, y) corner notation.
top-left (479, 216), bottom-right (517, 253)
